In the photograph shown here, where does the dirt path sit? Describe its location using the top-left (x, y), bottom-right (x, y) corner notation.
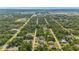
top-left (32, 18), bottom-right (38, 51)
top-left (50, 16), bottom-right (75, 39)
top-left (49, 29), bottom-right (62, 50)
top-left (44, 18), bottom-right (49, 25)
top-left (0, 14), bottom-right (34, 51)
top-left (44, 17), bottom-right (62, 50)
top-left (32, 29), bottom-right (37, 51)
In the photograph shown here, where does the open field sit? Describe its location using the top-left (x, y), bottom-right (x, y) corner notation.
top-left (0, 9), bottom-right (79, 51)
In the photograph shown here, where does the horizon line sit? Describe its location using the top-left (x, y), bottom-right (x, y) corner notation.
top-left (0, 7), bottom-right (79, 9)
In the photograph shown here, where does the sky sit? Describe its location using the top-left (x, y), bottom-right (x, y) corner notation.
top-left (0, 0), bottom-right (79, 7)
